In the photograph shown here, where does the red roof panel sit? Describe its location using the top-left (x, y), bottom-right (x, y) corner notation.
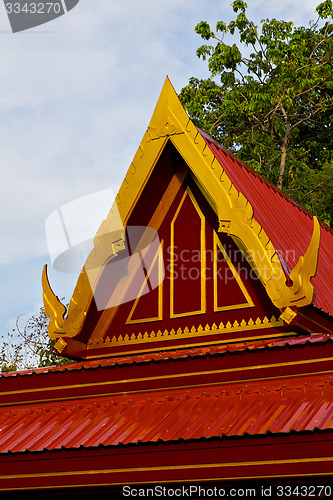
top-left (1, 373), bottom-right (333, 454)
top-left (200, 131), bottom-right (333, 317)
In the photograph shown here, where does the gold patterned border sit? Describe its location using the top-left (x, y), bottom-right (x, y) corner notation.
top-left (88, 315), bottom-right (282, 348)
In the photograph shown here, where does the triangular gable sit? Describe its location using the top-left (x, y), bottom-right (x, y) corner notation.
top-left (42, 78), bottom-right (324, 360)
top-left (80, 166), bottom-right (286, 357)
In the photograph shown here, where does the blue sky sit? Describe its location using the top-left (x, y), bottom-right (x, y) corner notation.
top-left (0, 0), bottom-right (323, 335)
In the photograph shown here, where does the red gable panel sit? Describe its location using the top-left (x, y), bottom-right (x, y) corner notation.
top-left (200, 131), bottom-right (333, 317)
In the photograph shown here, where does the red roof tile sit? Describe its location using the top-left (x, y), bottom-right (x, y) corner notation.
top-left (200, 131), bottom-right (333, 317)
top-left (1, 373), bottom-right (332, 454)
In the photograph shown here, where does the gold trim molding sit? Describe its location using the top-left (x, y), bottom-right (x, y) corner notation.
top-left (88, 315), bottom-right (282, 349)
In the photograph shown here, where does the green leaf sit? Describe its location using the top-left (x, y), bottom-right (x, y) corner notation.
top-left (179, 0), bottom-right (333, 224)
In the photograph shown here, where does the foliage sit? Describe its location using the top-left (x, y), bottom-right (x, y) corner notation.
top-left (0, 306), bottom-right (72, 372)
top-left (179, 1), bottom-right (333, 224)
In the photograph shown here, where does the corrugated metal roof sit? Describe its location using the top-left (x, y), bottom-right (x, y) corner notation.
top-left (0, 373), bottom-right (332, 454)
top-left (200, 130), bottom-right (333, 317)
top-left (1, 332), bottom-right (331, 378)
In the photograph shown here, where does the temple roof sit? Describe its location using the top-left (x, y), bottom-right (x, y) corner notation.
top-left (42, 78), bottom-right (333, 361)
top-left (1, 77), bottom-right (333, 488)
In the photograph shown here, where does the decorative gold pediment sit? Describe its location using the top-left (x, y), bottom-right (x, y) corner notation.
top-left (43, 77), bottom-right (321, 351)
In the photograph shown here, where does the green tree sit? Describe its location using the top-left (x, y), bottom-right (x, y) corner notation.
top-left (0, 306), bottom-right (71, 372)
top-left (179, 0), bottom-right (333, 224)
